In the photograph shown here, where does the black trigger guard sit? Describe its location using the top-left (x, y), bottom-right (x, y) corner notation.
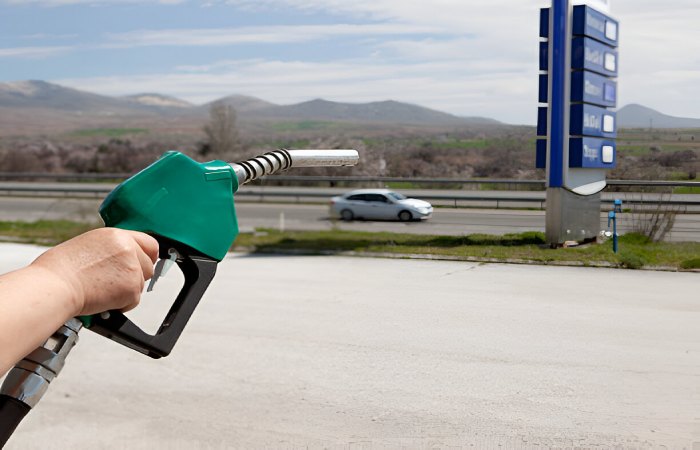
top-left (86, 236), bottom-right (218, 359)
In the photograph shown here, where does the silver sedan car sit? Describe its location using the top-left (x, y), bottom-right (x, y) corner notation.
top-left (330, 189), bottom-right (433, 222)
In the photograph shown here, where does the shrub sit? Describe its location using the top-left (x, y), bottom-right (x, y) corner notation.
top-left (626, 192), bottom-right (684, 242)
top-left (617, 250), bottom-right (647, 269)
top-left (680, 258), bottom-right (700, 270)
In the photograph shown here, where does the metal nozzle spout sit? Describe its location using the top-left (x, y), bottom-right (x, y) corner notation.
top-left (230, 149), bottom-right (358, 186)
top-left (1, 319), bottom-right (82, 409)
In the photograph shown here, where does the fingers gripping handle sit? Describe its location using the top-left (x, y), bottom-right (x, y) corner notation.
top-left (83, 236), bottom-right (217, 359)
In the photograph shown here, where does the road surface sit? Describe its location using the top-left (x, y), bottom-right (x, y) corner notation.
top-left (1, 196), bottom-right (699, 241)
top-left (1, 244), bottom-right (698, 449)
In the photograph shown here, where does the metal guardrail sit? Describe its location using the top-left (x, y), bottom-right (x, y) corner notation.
top-left (0, 172), bottom-right (128, 181)
top-left (0, 173), bottom-right (698, 212)
top-left (1, 172), bottom-right (699, 188)
top-left (267, 177), bottom-right (700, 188)
top-left (1, 184), bottom-right (698, 211)
top-left (238, 191), bottom-right (700, 210)
top-left (242, 191), bottom-right (552, 209)
top-left (0, 185), bottom-right (113, 200)
top-left (607, 180), bottom-right (700, 187)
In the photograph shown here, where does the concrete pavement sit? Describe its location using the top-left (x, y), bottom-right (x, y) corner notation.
top-left (1, 244), bottom-right (698, 449)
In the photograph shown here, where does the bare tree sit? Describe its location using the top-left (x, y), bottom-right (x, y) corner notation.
top-left (627, 190), bottom-right (685, 242)
top-left (201, 102), bottom-right (242, 160)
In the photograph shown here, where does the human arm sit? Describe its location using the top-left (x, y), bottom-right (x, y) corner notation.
top-left (0, 228), bottom-right (158, 376)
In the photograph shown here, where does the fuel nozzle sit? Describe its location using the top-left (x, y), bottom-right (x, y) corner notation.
top-left (85, 148), bottom-right (359, 359)
top-left (230, 149), bottom-right (359, 186)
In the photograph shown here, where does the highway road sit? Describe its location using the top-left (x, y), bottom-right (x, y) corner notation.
top-left (1, 196), bottom-right (699, 241)
top-left (2, 182), bottom-right (699, 209)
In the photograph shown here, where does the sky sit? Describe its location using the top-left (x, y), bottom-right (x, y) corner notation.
top-left (1, 0), bottom-right (699, 124)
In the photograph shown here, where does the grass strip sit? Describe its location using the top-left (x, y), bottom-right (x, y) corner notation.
top-left (235, 229), bottom-right (700, 271)
top-left (0, 220), bottom-right (97, 246)
top-left (70, 127), bottom-right (148, 137)
top-left (1, 221), bottom-right (698, 271)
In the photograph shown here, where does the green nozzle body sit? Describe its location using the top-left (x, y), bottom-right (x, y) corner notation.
top-left (99, 151), bottom-right (239, 261)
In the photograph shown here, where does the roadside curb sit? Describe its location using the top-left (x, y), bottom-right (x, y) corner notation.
top-left (235, 246), bottom-right (695, 273)
top-left (2, 237), bottom-right (695, 273)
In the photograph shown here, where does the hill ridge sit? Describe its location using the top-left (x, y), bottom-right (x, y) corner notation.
top-left (0, 80), bottom-right (500, 126)
top-left (617, 104), bottom-right (700, 129)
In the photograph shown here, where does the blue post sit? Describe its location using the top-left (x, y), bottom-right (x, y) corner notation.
top-left (614, 199), bottom-right (622, 213)
top-left (607, 210), bottom-right (618, 253)
top-left (548, 0), bottom-right (569, 188)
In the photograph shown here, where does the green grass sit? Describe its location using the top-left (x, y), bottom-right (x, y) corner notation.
top-left (429, 138), bottom-right (490, 150)
top-left (269, 121), bottom-right (340, 132)
top-left (272, 139), bottom-right (311, 149)
top-left (0, 220), bottom-right (97, 245)
top-left (2, 221), bottom-right (698, 271)
top-left (617, 144), bottom-right (652, 156)
top-left (668, 171), bottom-right (694, 181)
top-left (70, 128), bottom-right (148, 138)
top-left (680, 258), bottom-right (700, 269)
top-left (673, 186), bottom-right (700, 194)
top-left (235, 229), bottom-right (700, 270)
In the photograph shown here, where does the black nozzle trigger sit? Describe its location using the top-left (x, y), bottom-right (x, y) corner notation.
top-left (85, 236), bottom-right (218, 359)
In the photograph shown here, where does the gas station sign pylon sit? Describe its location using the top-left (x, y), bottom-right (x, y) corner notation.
top-left (537, 0), bottom-right (619, 245)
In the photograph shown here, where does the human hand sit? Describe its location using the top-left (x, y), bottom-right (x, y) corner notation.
top-left (30, 228), bottom-right (159, 316)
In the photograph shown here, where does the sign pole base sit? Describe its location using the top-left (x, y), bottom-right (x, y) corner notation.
top-left (545, 187), bottom-right (601, 245)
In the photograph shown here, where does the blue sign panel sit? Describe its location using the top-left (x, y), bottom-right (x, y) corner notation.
top-left (537, 107), bottom-right (548, 137)
top-left (569, 137), bottom-right (616, 168)
top-left (572, 5), bottom-right (618, 47)
top-left (541, 6), bottom-right (619, 46)
top-left (539, 74), bottom-right (548, 103)
top-left (536, 139), bottom-right (546, 169)
top-left (539, 41), bottom-right (549, 71)
top-left (540, 104), bottom-right (616, 138)
top-left (571, 37), bottom-right (618, 77)
top-left (540, 8), bottom-right (549, 38)
top-left (542, 72), bottom-right (617, 106)
top-left (571, 71), bottom-right (617, 107)
top-left (570, 103), bottom-right (616, 138)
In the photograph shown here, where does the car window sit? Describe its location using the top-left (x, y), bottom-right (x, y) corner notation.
top-left (367, 194), bottom-right (389, 203)
top-left (347, 194), bottom-right (367, 201)
top-left (388, 192), bottom-right (407, 201)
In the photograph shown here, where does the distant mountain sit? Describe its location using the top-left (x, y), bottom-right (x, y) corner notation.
top-left (249, 98), bottom-right (498, 125)
top-left (0, 80), bottom-right (501, 126)
top-left (207, 94), bottom-right (277, 113)
top-left (0, 80), bottom-right (198, 118)
top-left (124, 93), bottom-right (193, 109)
top-left (207, 96), bottom-right (497, 125)
top-left (0, 80), bottom-right (147, 115)
top-left (618, 104), bottom-right (700, 129)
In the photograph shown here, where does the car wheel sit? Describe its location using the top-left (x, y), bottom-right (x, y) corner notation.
top-left (398, 210), bottom-right (413, 222)
top-left (340, 209), bottom-right (354, 221)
